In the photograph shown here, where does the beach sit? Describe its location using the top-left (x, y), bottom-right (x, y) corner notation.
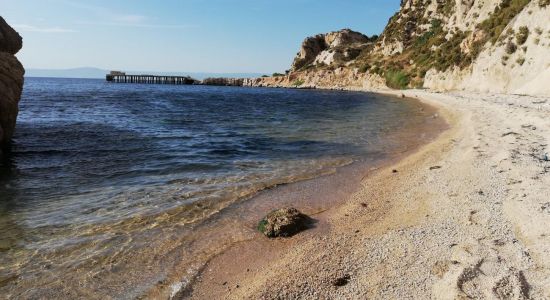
top-left (1, 80), bottom-right (448, 299)
top-left (2, 0), bottom-right (550, 298)
top-left (186, 90), bottom-right (550, 299)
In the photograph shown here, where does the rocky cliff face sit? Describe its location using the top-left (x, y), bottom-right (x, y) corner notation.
top-left (291, 29), bottom-right (376, 71)
top-left (422, 0), bottom-right (550, 95)
top-left (0, 17), bottom-right (24, 152)
top-left (246, 0), bottom-right (550, 96)
top-left (244, 68), bottom-right (385, 91)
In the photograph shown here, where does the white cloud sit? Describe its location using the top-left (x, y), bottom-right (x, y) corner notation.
top-left (13, 24), bottom-right (77, 33)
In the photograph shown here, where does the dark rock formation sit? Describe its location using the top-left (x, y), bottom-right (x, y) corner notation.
top-left (201, 77), bottom-right (244, 86)
top-left (0, 16), bottom-right (24, 152)
top-left (257, 207), bottom-right (312, 238)
top-left (0, 17), bottom-right (23, 55)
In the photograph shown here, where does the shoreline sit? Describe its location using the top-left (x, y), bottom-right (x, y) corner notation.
top-left (184, 89), bottom-right (550, 299)
top-left (175, 89), bottom-right (453, 299)
top-left (144, 91), bottom-right (447, 299)
top-left (0, 83), bottom-right (444, 299)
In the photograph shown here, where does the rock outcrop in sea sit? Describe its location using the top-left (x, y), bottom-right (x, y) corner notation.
top-left (0, 17), bottom-right (24, 153)
top-left (245, 0), bottom-right (550, 96)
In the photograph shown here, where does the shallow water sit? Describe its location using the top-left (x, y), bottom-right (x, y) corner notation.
top-left (0, 78), bottom-right (441, 298)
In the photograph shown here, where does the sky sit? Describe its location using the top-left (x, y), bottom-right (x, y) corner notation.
top-left (1, 0), bottom-right (400, 74)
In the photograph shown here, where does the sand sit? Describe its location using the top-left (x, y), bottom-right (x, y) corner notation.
top-left (185, 90), bottom-right (550, 299)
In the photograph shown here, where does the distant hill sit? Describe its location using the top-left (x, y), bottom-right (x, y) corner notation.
top-left (25, 67), bottom-right (264, 80)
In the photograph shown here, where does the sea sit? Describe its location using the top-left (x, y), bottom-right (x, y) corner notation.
top-left (0, 77), bottom-right (443, 298)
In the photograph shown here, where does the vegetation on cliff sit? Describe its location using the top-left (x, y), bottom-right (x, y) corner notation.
top-left (384, 69), bottom-right (410, 90)
top-left (365, 0), bottom-right (532, 88)
top-left (282, 0), bottom-right (537, 90)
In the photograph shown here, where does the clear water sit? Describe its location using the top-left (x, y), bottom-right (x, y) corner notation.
top-left (0, 78), bottom-right (440, 298)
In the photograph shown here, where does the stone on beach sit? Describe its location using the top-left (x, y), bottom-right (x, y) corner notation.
top-left (332, 274), bottom-right (351, 287)
top-left (258, 208), bottom-right (311, 238)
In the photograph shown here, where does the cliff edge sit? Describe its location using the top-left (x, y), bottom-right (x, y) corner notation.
top-left (0, 16), bottom-right (24, 153)
top-left (246, 0), bottom-right (550, 96)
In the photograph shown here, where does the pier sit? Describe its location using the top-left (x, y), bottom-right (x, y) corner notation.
top-left (106, 71), bottom-right (199, 85)
top-left (105, 71), bottom-right (248, 86)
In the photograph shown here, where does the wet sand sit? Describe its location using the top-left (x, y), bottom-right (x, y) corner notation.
top-left (183, 90), bottom-right (550, 299)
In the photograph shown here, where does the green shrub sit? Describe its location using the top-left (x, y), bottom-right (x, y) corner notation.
top-left (272, 73), bottom-right (285, 77)
top-left (479, 0), bottom-right (531, 44)
top-left (437, 1), bottom-right (455, 16)
top-left (502, 55), bottom-right (510, 65)
top-left (370, 65), bottom-right (383, 75)
top-left (293, 58), bottom-right (308, 71)
top-left (413, 19), bottom-right (443, 49)
top-left (385, 69), bottom-right (410, 89)
top-left (516, 26), bottom-right (530, 45)
top-left (516, 57), bottom-right (525, 65)
top-left (432, 31), bottom-right (470, 71)
top-left (499, 28), bottom-right (515, 43)
top-left (257, 219), bottom-right (268, 233)
top-left (358, 64), bottom-right (370, 73)
top-left (292, 79), bottom-right (305, 87)
top-left (540, 0), bottom-right (550, 7)
top-left (404, 18), bottom-right (471, 73)
top-left (505, 41), bottom-right (518, 54)
top-left (345, 48), bottom-right (362, 61)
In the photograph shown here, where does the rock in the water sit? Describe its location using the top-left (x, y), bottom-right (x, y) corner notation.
top-left (257, 208), bottom-right (311, 238)
top-left (0, 17), bottom-right (24, 152)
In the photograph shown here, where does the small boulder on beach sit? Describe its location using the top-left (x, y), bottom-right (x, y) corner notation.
top-left (332, 274), bottom-right (351, 287)
top-left (258, 207), bottom-right (312, 238)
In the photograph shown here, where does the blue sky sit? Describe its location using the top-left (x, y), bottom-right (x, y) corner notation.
top-left (1, 0), bottom-right (400, 73)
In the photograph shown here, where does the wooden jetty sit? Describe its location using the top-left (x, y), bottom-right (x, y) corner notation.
top-left (106, 71), bottom-right (199, 85)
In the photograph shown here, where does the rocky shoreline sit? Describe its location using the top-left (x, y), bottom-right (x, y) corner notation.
top-left (0, 17), bottom-right (24, 155)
